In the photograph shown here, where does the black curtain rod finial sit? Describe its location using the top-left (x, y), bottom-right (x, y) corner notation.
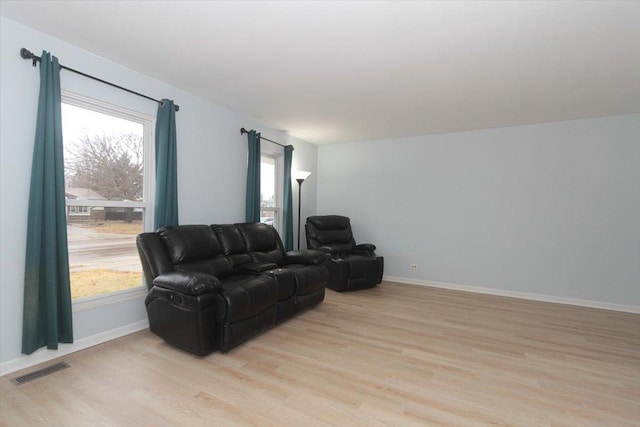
top-left (21, 48), bottom-right (38, 66)
top-left (20, 47), bottom-right (33, 60)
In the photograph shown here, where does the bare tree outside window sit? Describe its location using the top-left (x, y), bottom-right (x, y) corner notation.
top-left (65, 132), bottom-right (143, 202)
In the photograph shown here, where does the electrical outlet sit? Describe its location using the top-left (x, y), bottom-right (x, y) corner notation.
top-left (410, 264), bottom-right (417, 270)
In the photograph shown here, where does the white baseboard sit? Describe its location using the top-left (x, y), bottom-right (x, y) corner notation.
top-left (0, 320), bottom-right (149, 376)
top-left (383, 276), bottom-right (640, 314)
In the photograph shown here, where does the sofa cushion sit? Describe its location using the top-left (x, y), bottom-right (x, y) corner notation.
top-left (237, 262), bottom-right (279, 273)
top-left (236, 223), bottom-right (284, 264)
top-left (176, 257), bottom-right (235, 279)
top-left (159, 225), bottom-right (222, 264)
top-left (212, 224), bottom-right (252, 267)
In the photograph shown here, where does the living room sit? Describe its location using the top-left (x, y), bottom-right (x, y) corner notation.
top-left (1, 2), bottom-right (638, 425)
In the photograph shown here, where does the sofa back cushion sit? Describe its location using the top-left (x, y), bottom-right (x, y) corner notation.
top-left (158, 225), bottom-right (234, 278)
top-left (211, 224), bottom-right (252, 267)
top-left (236, 223), bottom-right (284, 264)
top-left (306, 215), bottom-right (356, 252)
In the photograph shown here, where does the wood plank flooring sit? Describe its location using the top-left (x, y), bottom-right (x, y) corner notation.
top-left (2, 281), bottom-right (639, 426)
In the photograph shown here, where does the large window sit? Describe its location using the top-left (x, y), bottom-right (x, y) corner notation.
top-left (62, 92), bottom-right (154, 301)
top-left (260, 151), bottom-right (283, 231)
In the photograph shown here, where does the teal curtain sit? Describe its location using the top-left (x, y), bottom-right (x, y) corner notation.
top-left (245, 130), bottom-right (261, 223)
top-left (22, 51), bottom-right (73, 354)
top-left (154, 99), bottom-right (178, 230)
top-left (282, 145), bottom-right (294, 251)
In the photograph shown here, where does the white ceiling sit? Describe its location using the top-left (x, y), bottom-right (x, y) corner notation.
top-left (2, 1), bottom-right (639, 145)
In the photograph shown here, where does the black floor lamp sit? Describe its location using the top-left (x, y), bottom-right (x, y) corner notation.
top-left (294, 171), bottom-right (311, 249)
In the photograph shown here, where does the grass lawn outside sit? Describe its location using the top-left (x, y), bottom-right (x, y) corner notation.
top-left (68, 220), bottom-right (144, 300)
top-left (70, 269), bottom-right (142, 300)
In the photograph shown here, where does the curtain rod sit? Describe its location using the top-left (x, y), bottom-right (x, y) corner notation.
top-left (20, 48), bottom-right (180, 111)
top-left (240, 127), bottom-right (287, 148)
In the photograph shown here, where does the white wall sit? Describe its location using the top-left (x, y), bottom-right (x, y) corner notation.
top-left (0, 17), bottom-right (318, 370)
top-left (317, 115), bottom-right (640, 308)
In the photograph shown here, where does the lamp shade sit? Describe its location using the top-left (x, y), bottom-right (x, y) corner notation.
top-left (294, 170), bottom-right (311, 181)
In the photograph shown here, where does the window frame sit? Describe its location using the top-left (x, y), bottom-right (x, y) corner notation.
top-left (61, 90), bottom-right (155, 309)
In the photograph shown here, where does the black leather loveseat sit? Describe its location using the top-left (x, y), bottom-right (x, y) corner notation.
top-left (136, 223), bottom-right (328, 355)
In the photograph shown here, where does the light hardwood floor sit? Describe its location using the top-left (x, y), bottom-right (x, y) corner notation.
top-left (1, 281), bottom-right (639, 426)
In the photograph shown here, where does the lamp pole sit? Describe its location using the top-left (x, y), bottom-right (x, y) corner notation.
top-left (294, 171), bottom-right (311, 250)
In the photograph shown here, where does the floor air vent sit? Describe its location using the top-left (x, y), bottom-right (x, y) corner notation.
top-left (11, 361), bottom-right (71, 385)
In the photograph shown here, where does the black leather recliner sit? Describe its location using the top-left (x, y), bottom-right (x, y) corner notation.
top-left (305, 215), bottom-right (383, 292)
top-left (136, 223), bottom-right (328, 355)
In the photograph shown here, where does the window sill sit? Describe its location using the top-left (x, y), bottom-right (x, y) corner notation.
top-left (72, 286), bottom-right (147, 312)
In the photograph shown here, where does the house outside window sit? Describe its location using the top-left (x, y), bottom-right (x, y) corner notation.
top-left (62, 92), bottom-right (154, 302)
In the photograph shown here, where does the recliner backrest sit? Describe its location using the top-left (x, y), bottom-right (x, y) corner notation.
top-left (157, 225), bottom-right (235, 278)
top-left (211, 224), bottom-right (252, 268)
top-left (236, 222), bottom-right (285, 264)
top-left (305, 215), bottom-right (356, 253)
top-left (136, 232), bottom-right (173, 289)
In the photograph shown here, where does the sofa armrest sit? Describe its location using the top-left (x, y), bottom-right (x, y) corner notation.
top-left (237, 262), bottom-right (279, 273)
top-left (284, 250), bottom-right (329, 265)
top-left (152, 271), bottom-right (222, 296)
top-left (355, 243), bottom-right (377, 255)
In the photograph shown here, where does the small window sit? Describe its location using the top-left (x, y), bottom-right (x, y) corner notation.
top-left (68, 205), bottom-right (90, 215)
top-left (62, 93), bottom-right (154, 301)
